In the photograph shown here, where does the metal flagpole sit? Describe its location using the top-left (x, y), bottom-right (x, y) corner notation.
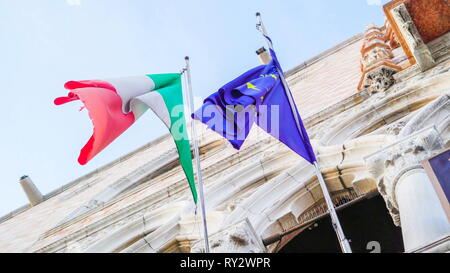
top-left (183, 56), bottom-right (211, 253)
top-left (256, 12), bottom-right (352, 253)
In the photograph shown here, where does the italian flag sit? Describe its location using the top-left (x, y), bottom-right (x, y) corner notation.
top-left (54, 74), bottom-right (198, 203)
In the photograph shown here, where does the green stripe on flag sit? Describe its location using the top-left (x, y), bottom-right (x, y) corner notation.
top-left (148, 73), bottom-right (180, 90)
top-left (147, 73), bottom-right (198, 204)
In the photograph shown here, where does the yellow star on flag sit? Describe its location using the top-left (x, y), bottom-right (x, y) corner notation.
top-left (247, 82), bottom-right (260, 90)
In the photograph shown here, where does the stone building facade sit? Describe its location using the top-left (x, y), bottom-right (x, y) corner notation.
top-left (0, 0), bottom-right (449, 253)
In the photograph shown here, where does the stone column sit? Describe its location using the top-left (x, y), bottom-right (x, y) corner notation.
top-left (366, 126), bottom-right (450, 252)
top-left (191, 219), bottom-right (266, 253)
top-left (395, 168), bottom-right (450, 251)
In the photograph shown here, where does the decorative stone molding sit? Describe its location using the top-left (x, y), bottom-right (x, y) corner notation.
top-left (392, 3), bottom-right (435, 71)
top-left (400, 93), bottom-right (450, 138)
top-left (365, 126), bottom-right (445, 225)
top-left (191, 219), bottom-right (266, 253)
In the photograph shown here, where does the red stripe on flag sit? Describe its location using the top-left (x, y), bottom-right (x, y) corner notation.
top-left (55, 80), bottom-right (135, 165)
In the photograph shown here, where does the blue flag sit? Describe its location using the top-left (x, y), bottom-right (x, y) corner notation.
top-left (192, 43), bottom-right (316, 164)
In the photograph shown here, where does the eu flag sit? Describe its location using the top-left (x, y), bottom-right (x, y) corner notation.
top-left (192, 45), bottom-right (316, 164)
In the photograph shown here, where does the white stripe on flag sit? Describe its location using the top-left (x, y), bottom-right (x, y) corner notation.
top-left (131, 92), bottom-right (172, 128)
top-left (106, 76), bottom-right (155, 114)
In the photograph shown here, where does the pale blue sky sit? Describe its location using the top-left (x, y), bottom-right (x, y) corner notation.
top-left (0, 0), bottom-right (388, 216)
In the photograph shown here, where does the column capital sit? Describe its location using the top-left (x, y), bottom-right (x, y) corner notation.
top-left (365, 126), bottom-right (444, 225)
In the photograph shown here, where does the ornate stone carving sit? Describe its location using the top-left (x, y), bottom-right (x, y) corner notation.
top-left (363, 66), bottom-right (398, 95)
top-left (190, 219), bottom-right (266, 253)
top-left (365, 126), bottom-right (445, 225)
top-left (392, 3), bottom-right (435, 71)
top-left (393, 5), bottom-right (420, 49)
